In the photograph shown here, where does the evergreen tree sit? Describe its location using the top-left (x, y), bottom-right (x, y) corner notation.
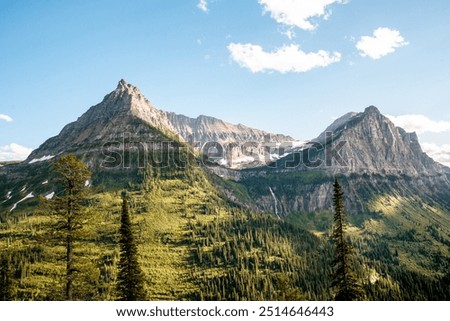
top-left (274, 274), bottom-right (304, 300)
top-left (116, 191), bottom-right (147, 300)
top-left (0, 253), bottom-right (14, 300)
top-left (51, 154), bottom-right (91, 300)
top-left (330, 178), bottom-right (364, 300)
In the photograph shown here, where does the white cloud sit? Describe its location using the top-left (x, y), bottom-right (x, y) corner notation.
top-left (0, 114), bottom-right (13, 122)
top-left (421, 143), bottom-right (450, 167)
top-left (197, 0), bottom-right (208, 12)
top-left (386, 114), bottom-right (450, 134)
top-left (258, 0), bottom-right (346, 31)
top-left (356, 27), bottom-right (408, 60)
top-left (227, 43), bottom-right (341, 73)
top-left (0, 143), bottom-right (33, 161)
top-left (279, 27), bottom-right (296, 39)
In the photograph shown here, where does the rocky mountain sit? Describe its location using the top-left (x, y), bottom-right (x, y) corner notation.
top-left (311, 106), bottom-right (446, 176)
top-left (3, 81), bottom-right (449, 214)
top-left (25, 80), bottom-right (293, 169)
top-left (25, 80), bottom-right (178, 167)
top-left (227, 105), bottom-right (450, 212)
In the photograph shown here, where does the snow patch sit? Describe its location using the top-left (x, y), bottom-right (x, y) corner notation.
top-left (2, 191), bottom-right (12, 203)
top-left (42, 180), bottom-right (48, 185)
top-left (10, 193), bottom-right (34, 212)
top-left (233, 156), bottom-right (255, 164)
top-left (20, 186), bottom-right (26, 192)
top-left (45, 192), bottom-right (55, 200)
top-left (85, 180), bottom-right (90, 187)
top-left (216, 158), bottom-right (228, 166)
top-left (291, 141), bottom-right (308, 148)
top-left (29, 155), bottom-right (55, 164)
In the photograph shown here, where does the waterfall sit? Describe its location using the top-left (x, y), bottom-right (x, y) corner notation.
top-left (268, 186), bottom-right (281, 219)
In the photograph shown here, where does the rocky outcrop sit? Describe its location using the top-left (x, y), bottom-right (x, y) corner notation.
top-left (166, 112), bottom-right (292, 145)
top-left (272, 106), bottom-right (447, 176)
top-left (325, 106), bottom-right (446, 175)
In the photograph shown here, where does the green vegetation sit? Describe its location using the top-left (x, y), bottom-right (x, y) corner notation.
top-left (0, 153), bottom-right (449, 301)
top-left (330, 178), bottom-right (364, 300)
top-left (116, 192), bottom-right (146, 300)
top-left (46, 155), bottom-right (92, 300)
top-left (0, 251), bottom-right (14, 300)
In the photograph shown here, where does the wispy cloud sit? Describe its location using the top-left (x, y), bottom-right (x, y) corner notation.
top-left (422, 143), bottom-right (450, 167)
top-left (356, 27), bottom-right (408, 60)
top-left (197, 0), bottom-right (208, 12)
top-left (228, 43), bottom-right (341, 73)
top-left (258, 0), bottom-right (346, 31)
top-left (386, 114), bottom-right (450, 134)
top-left (0, 143), bottom-right (33, 161)
top-left (0, 114), bottom-right (13, 122)
top-left (279, 27), bottom-right (296, 40)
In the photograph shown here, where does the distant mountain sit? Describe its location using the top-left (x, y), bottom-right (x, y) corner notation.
top-left (311, 106), bottom-right (446, 176)
top-left (231, 105), bottom-right (450, 213)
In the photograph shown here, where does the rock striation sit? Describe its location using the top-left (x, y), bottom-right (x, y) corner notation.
top-left (26, 80), bottom-right (293, 168)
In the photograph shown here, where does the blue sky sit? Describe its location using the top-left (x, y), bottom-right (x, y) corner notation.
top-left (0, 0), bottom-right (449, 165)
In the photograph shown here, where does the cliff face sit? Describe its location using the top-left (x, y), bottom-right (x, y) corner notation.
top-left (165, 112), bottom-right (292, 144)
top-left (267, 106), bottom-right (447, 176)
top-left (322, 106), bottom-right (444, 176)
top-left (26, 80), bottom-right (176, 164)
top-left (224, 106), bottom-right (450, 218)
top-left (26, 80), bottom-right (293, 169)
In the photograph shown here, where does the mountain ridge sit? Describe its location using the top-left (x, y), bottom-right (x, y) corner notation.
top-left (25, 80), bottom-right (294, 168)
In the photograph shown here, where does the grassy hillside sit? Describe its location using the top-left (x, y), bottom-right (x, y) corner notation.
top-left (0, 159), bottom-right (449, 300)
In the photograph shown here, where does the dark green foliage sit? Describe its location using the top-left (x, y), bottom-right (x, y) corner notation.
top-left (1, 150), bottom-right (449, 301)
top-left (0, 252), bottom-right (14, 300)
top-left (273, 274), bottom-right (305, 300)
top-left (116, 192), bottom-right (146, 301)
top-left (50, 154), bottom-right (92, 300)
top-left (189, 212), bottom-right (324, 300)
top-left (330, 178), bottom-right (364, 301)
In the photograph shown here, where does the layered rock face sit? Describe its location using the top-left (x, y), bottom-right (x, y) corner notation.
top-left (233, 106), bottom-right (450, 217)
top-left (320, 106), bottom-right (445, 176)
top-left (20, 80), bottom-right (449, 177)
top-left (270, 106), bottom-right (447, 176)
top-left (26, 80), bottom-right (293, 169)
top-left (26, 80), bottom-right (175, 164)
top-left (2, 80), bottom-right (450, 220)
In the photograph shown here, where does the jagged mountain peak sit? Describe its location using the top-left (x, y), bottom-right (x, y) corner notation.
top-left (118, 78), bottom-right (128, 87)
top-left (364, 105), bottom-right (381, 114)
top-left (271, 105), bottom-right (449, 177)
top-left (23, 80), bottom-right (294, 167)
top-left (314, 106), bottom-right (444, 175)
top-left (317, 106), bottom-right (406, 143)
top-left (114, 79), bottom-right (143, 98)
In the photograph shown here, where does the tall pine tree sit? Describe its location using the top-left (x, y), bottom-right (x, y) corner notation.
top-left (331, 177), bottom-right (364, 300)
top-left (0, 252), bottom-right (14, 300)
top-left (116, 191), bottom-right (146, 300)
top-left (50, 154), bottom-right (91, 300)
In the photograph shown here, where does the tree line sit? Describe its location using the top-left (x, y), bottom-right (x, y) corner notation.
top-left (1, 154), bottom-right (448, 301)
